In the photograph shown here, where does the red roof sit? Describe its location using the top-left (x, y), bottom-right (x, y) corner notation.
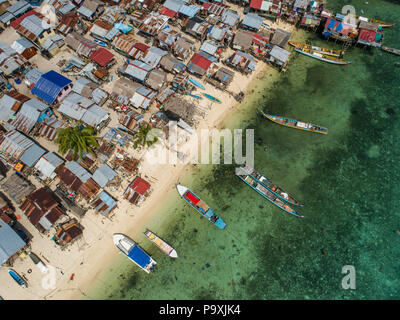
top-left (202, 3), bottom-right (211, 9)
top-left (250, 0), bottom-right (262, 9)
top-left (359, 29), bottom-right (376, 42)
top-left (160, 6), bottom-right (177, 18)
top-left (89, 48), bottom-right (115, 67)
top-left (190, 53), bottom-right (212, 71)
top-left (134, 42), bottom-right (150, 52)
top-left (131, 177), bottom-right (151, 195)
top-left (10, 10), bottom-right (40, 29)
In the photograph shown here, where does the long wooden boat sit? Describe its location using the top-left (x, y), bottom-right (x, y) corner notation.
top-left (113, 233), bottom-right (157, 273)
top-left (235, 167), bottom-right (304, 218)
top-left (240, 164), bottom-right (304, 207)
top-left (203, 93), bottom-right (222, 103)
top-left (289, 41), bottom-right (343, 57)
top-left (295, 48), bottom-right (351, 65)
top-left (381, 46), bottom-right (400, 56)
top-left (29, 252), bottom-right (48, 273)
top-left (177, 185), bottom-right (226, 230)
top-left (189, 78), bottom-right (205, 90)
top-left (144, 229), bottom-right (178, 258)
top-left (8, 269), bottom-right (27, 288)
top-left (263, 113), bottom-right (328, 134)
top-left (354, 15), bottom-right (394, 28)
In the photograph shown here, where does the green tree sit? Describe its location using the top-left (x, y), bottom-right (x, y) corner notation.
top-left (55, 125), bottom-right (99, 159)
top-left (133, 124), bottom-right (159, 149)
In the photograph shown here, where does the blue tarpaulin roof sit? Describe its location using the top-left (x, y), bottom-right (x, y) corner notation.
top-left (128, 245), bottom-right (151, 268)
top-left (31, 71), bottom-right (72, 104)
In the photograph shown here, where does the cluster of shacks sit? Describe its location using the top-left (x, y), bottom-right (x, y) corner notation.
top-left (0, 0), bottom-right (391, 265)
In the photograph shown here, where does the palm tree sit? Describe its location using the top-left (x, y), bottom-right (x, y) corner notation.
top-left (133, 124), bottom-right (159, 149)
top-left (55, 125), bottom-right (99, 159)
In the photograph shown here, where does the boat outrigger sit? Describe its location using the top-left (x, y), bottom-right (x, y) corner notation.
top-left (262, 113), bottom-right (328, 134)
top-left (144, 229), bottom-right (178, 258)
top-left (8, 269), bottom-right (27, 288)
top-left (113, 233), bottom-right (157, 273)
top-left (294, 48), bottom-right (351, 65)
top-left (381, 46), bottom-right (400, 56)
top-left (236, 167), bottom-right (304, 218)
top-left (289, 41), bottom-right (344, 57)
top-left (240, 164), bottom-right (303, 207)
top-left (177, 185), bottom-right (226, 230)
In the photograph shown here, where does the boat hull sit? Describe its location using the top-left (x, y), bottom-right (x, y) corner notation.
top-left (8, 269), bottom-right (27, 288)
top-left (263, 113), bottom-right (328, 134)
top-left (113, 233), bottom-right (157, 273)
top-left (235, 168), bottom-right (303, 218)
top-left (289, 41), bottom-right (342, 57)
top-left (144, 230), bottom-right (178, 258)
top-left (240, 165), bottom-right (303, 207)
top-left (177, 185), bottom-right (226, 229)
top-left (295, 49), bottom-right (351, 65)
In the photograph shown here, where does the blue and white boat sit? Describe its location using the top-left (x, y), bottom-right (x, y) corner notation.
top-left (113, 234), bottom-right (157, 273)
top-left (8, 269), bottom-right (27, 288)
top-left (235, 167), bottom-right (304, 218)
top-left (189, 78), bottom-right (205, 90)
top-left (177, 185), bottom-right (226, 229)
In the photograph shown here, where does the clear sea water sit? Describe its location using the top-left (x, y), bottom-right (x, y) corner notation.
top-left (88, 0), bottom-right (400, 299)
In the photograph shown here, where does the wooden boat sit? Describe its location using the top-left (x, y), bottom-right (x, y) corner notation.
top-left (354, 15), bottom-right (394, 28)
top-left (289, 41), bottom-right (343, 57)
top-left (236, 167), bottom-right (304, 218)
top-left (113, 233), bottom-right (157, 273)
top-left (203, 93), bottom-right (222, 103)
top-left (189, 78), bottom-right (205, 90)
top-left (240, 164), bottom-right (304, 207)
top-left (8, 269), bottom-right (27, 288)
top-left (381, 46), bottom-right (400, 56)
top-left (295, 48), bottom-right (351, 65)
top-left (263, 113), bottom-right (328, 134)
top-left (177, 185), bottom-right (226, 230)
top-left (144, 229), bottom-right (178, 258)
top-left (187, 93), bottom-right (203, 99)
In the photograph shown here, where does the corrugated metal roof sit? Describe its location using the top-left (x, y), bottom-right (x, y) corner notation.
top-left (81, 104), bottom-right (108, 126)
top-left (242, 13), bottom-right (264, 30)
top-left (11, 38), bottom-right (34, 53)
top-left (77, 6), bottom-right (93, 18)
top-left (123, 60), bottom-right (152, 82)
top-left (0, 220), bottom-right (26, 265)
top-left (25, 67), bottom-right (43, 85)
top-left (0, 94), bottom-right (17, 122)
top-left (92, 164), bottom-right (117, 187)
top-left (65, 161), bottom-right (92, 182)
top-left (34, 151), bottom-right (64, 178)
top-left (0, 130), bottom-right (34, 159)
top-left (95, 191), bottom-right (117, 215)
top-left (31, 71), bottom-right (72, 104)
top-left (20, 143), bottom-right (46, 167)
top-left (221, 10), bottom-right (240, 26)
top-left (200, 41), bottom-right (219, 55)
top-left (269, 45), bottom-right (290, 62)
top-left (163, 0), bottom-right (184, 13)
top-left (178, 4), bottom-right (200, 18)
top-left (141, 46), bottom-right (167, 68)
top-left (58, 100), bottom-right (86, 120)
top-left (9, 102), bottom-right (41, 134)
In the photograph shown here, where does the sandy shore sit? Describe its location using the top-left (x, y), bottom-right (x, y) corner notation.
top-left (0, 5), bottom-right (296, 300)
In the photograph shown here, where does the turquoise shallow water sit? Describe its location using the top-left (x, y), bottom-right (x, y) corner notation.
top-left (88, 0), bottom-right (400, 299)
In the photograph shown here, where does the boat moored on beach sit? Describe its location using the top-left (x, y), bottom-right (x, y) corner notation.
top-left (294, 48), bottom-right (351, 65)
top-left (235, 167), bottom-right (304, 218)
top-left (263, 113), bottom-right (328, 134)
top-left (240, 164), bottom-right (303, 207)
top-left (177, 185), bottom-right (226, 230)
top-left (144, 230), bottom-right (178, 258)
top-left (289, 41), bottom-right (344, 57)
top-left (113, 233), bottom-right (157, 273)
top-left (203, 93), bottom-right (222, 103)
top-left (8, 269), bottom-right (27, 288)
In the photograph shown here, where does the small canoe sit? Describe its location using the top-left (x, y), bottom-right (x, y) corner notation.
top-left (263, 113), bottom-right (328, 134)
top-left (189, 78), bottom-right (205, 90)
top-left (381, 46), bottom-right (400, 56)
top-left (203, 93), bottom-right (222, 103)
top-left (93, 39), bottom-right (107, 47)
top-left (289, 41), bottom-right (343, 57)
top-left (187, 93), bottom-right (203, 99)
top-left (144, 229), bottom-right (178, 258)
top-left (8, 269), bottom-right (27, 288)
top-left (295, 48), bottom-right (351, 65)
